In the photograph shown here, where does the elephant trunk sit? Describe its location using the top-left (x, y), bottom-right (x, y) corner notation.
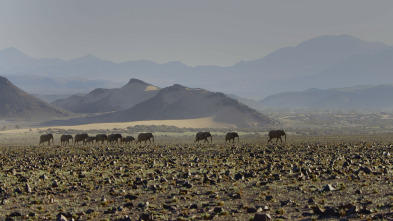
top-left (152, 136), bottom-right (154, 143)
top-left (237, 136), bottom-right (239, 143)
top-left (284, 134), bottom-right (286, 142)
top-left (210, 135), bottom-right (212, 143)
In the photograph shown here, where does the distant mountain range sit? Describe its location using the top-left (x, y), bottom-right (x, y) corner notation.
top-left (1, 34), bottom-right (393, 98)
top-left (0, 76), bottom-right (71, 120)
top-left (259, 84), bottom-right (393, 111)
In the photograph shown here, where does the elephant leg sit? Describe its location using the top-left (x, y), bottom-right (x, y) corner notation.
top-left (280, 137), bottom-right (283, 143)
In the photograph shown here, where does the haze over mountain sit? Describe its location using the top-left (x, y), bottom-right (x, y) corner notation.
top-left (52, 79), bottom-right (160, 113)
top-left (45, 84), bottom-right (274, 128)
top-left (0, 76), bottom-right (71, 120)
top-left (1, 35), bottom-right (392, 99)
top-left (260, 84), bottom-right (393, 111)
top-left (6, 74), bottom-right (119, 96)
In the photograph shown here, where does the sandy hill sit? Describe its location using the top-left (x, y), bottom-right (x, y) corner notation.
top-left (51, 78), bottom-right (160, 113)
top-left (45, 84), bottom-right (275, 128)
top-left (0, 76), bottom-right (71, 120)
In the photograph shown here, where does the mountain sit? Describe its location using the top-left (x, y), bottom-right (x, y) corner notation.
top-left (0, 35), bottom-right (391, 99)
top-left (259, 84), bottom-right (393, 111)
top-left (0, 76), bottom-right (72, 120)
top-left (227, 94), bottom-right (263, 110)
top-left (231, 35), bottom-right (387, 80)
top-left (5, 74), bottom-right (120, 95)
top-left (51, 78), bottom-right (160, 113)
top-left (44, 84), bottom-right (275, 128)
top-left (294, 47), bottom-right (393, 89)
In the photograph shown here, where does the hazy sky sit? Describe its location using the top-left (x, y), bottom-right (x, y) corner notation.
top-left (1, 1), bottom-right (393, 66)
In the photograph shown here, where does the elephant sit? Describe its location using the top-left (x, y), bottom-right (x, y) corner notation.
top-left (74, 133), bottom-right (89, 145)
top-left (225, 132), bottom-right (239, 143)
top-left (95, 134), bottom-right (108, 144)
top-left (137, 133), bottom-right (154, 144)
top-left (268, 130), bottom-right (286, 143)
top-left (60, 134), bottom-right (73, 146)
top-left (39, 134), bottom-right (54, 146)
top-left (108, 134), bottom-right (122, 144)
top-left (195, 132), bottom-right (212, 143)
top-left (123, 136), bottom-right (135, 144)
top-left (85, 136), bottom-right (96, 144)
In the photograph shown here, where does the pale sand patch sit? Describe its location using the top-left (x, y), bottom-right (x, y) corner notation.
top-left (144, 85), bottom-right (160, 91)
top-left (0, 117), bottom-right (236, 134)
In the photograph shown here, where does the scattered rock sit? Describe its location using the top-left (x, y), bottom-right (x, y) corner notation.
top-left (138, 202), bottom-right (149, 208)
top-left (24, 184), bottom-right (31, 193)
top-left (253, 213), bottom-right (271, 221)
top-left (52, 180), bottom-right (59, 188)
top-left (281, 199), bottom-right (294, 206)
top-left (247, 207), bottom-right (258, 213)
top-left (13, 188), bottom-right (22, 194)
top-left (9, 211), bottom-right (22, 217)
top-left (124, 194), bottom-right (138, 200)
top-left (321, 184), bottom-right (335, 192)
top-left (213, 207), bottom-right (224, 213)
top-left (312, 206), bottom-right (324, 215)
top-left (234, 173), bottom-right (244, 180)
top-left (56, 214), bottom-right (68, 221)
top-left (124, 202), bottom-right (133, 208)
top-left (139, 213), bottom-right (153, 221)
top-left (189, 204), bottom-right (198, 209)
top-left (86, 209), bottom-right (95, 214)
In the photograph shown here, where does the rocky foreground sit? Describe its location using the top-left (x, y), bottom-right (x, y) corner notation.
top-left (0, 139), bottom-right (393, 220)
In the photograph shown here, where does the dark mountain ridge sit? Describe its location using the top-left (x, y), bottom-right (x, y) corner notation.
top-left (51, 78), bottom-right (160, 113)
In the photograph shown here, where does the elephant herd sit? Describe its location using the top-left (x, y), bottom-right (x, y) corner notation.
top-left (39, 130), bottom-right (287, 146)
top-left (39, 132), bottom-right (154, 146)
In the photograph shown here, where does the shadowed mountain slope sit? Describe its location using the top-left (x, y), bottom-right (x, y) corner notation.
top-left (0, 76), bottom-right (71, 120)
top-left (51, 78), bottom-right (160, 113)
top-left (45, 84), bottom-right (275, 128)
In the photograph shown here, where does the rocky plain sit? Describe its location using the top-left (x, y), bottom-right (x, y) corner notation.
top-left (0, 133), bottom-right (393, 221)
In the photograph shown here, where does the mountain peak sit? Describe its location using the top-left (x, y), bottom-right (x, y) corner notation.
top-left (296, 34), bottom-right (388, 51)
top-left (0, 76), bottom-right (9, 84)
top-left (160, 84), bottom-right (189, 92)
top-left (71, 53), bottom-right (101, 62)
top-left (127, 78), bottom-right (148, 85)
top-left (0, 76), bottom-right (70, 119)
top-left (0, 47), bottom-right (25, 55)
